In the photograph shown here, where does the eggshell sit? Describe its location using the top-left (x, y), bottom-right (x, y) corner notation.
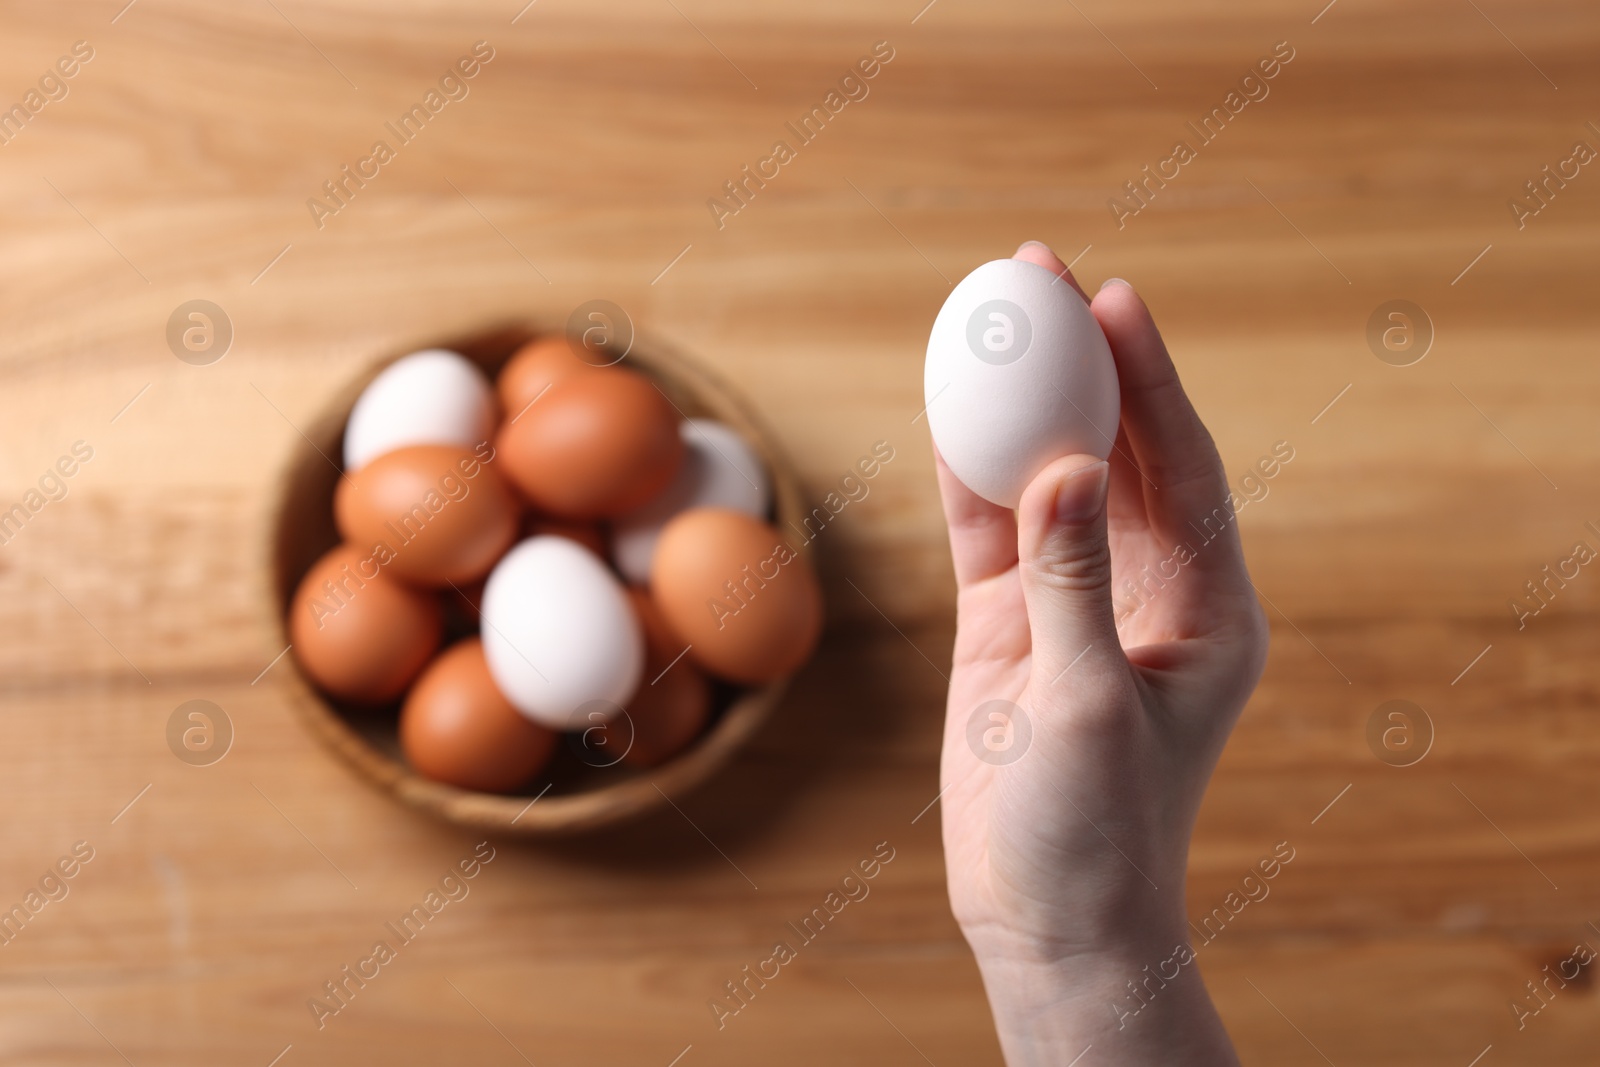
top-left (333, 445), bottom-right (519, 587)
top-left (400, 638), bottom-right (557, 793)
top-left (924, 258), bottom-right (1120, 507)
top-left (289, 544), bottom-right (443, 705)
top-left (621, 587), bottom-right (711, 768)
top-left (480, 536), bottom-right (644, 730)
top-left (496, 367), bottom-right (684, 518)
top-left (612, 419), bottom-right (770, 584)
top-left (497, 336), bottom-right (596, 418)
top-left (651, 508), bottom-right (822, 685)
top-left (343, 349), bottom-right (496, 472)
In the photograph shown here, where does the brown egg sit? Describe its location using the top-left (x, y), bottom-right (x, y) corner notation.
top-left (651, 508), bottom-right (822, 685)
top-left (621, 587), bottom-right (711, 768)
top-left (522, 514), bottom-right (608, 558)
top-left (496, 368), bottom-right (684, 519)
top-left (497, 335), bottom-right (597, 418)
top-left (289, 543), bottom-right (443, 705)
top-left (400, 638), bottom-right (557, 792)
top-left (334, 444), bottom-right (519, 587)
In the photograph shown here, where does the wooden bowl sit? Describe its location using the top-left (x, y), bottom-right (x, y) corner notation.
top-left (267, 324), bottom-right (808, 836)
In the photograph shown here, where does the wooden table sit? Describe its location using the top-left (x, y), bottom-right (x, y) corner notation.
top-left (1, 0), bottom-right (1596, 1062)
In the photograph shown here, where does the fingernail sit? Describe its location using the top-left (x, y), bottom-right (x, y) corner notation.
top-left (1016, 240), bottom-right (1051, 256)
top-left (1055, 462), bottom-right (1109, 524)
top-left (1098, 277), bottom-right (1130, 291)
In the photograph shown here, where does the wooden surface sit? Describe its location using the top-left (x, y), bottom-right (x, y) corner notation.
top-left (0, 0), bottom-right (1596, 1063)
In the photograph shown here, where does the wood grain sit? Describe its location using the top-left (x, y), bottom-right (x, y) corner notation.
top-left (0, 0), bottom-right (1597, 1063)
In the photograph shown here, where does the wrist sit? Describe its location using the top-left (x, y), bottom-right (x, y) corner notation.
top-left (966, 931), bottom-right (1238, 1067)
top-left (957, 891), bottom-right (1193, 975)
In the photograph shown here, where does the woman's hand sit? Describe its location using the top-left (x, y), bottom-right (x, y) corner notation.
top-left (936, 241), bottom-right (1268, 1065)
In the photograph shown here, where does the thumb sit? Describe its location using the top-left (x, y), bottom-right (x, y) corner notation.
top-left (1016, 455), bottom-right (1120, 680)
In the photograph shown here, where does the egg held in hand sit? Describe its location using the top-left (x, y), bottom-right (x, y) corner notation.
top-left (342, 349), bottom-right (496, 472)
top-left (651, 508), bottom-right (822, 686)
top-left (480, 536), bottom-right (644, 730)
top-left (400, 638), bottom-right (558, 793)
top-left (621, 587), bottom-right (711, 768)
top-left (289, 543), bottom-right (443, 705)
top-left (496, 367), bottom-right (684, 519)
top-left (334, 443), bottom-right (519, 587)
top-left (924, 257), bottom-right (1120, 508)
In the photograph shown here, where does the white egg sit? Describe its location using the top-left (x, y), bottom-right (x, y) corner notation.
top-left (481, 536), bottom-right (643, 730)
top-left (342, 349), bottom-right (495, 471)
top-left (611, 419), bottom-right (770, 583)
top-left (924, 258), bottom-right (1120, 508)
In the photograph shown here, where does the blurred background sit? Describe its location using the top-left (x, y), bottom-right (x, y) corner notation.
top-left (0, 0), bottom-right (1596, 1063)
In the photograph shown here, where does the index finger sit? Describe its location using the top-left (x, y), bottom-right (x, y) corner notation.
top-left (1090, 280), bottom-right (1232, 540)
top-left (1013, 240), bottom-right (1091, 303)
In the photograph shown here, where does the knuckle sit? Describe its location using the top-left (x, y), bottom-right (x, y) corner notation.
top-left (1028, 536), bottom-right (1112, 593)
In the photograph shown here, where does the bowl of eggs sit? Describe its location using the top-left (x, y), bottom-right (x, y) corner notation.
top-left (269, 325), bottom-right (823, 835)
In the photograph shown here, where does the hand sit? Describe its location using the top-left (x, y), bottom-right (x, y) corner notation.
top-left (935, 242), bottom-right (1269, 1065)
